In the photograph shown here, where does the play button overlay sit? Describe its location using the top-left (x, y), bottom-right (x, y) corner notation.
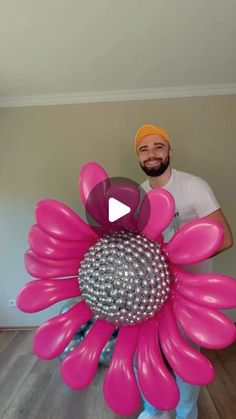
top-left (108, 197), bottom-right (131, 222)
top-left (84, 176), bottom-right (150, 235)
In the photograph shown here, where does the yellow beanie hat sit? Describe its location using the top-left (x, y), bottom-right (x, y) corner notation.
top-left (135, 124), bottom-right (170, 150)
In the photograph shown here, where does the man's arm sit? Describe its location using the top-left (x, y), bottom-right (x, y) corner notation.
top-left (206, 209), bottom-right (233, 254)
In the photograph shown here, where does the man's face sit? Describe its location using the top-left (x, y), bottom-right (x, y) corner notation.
top-left (137, 134), bottom-right (171, 177)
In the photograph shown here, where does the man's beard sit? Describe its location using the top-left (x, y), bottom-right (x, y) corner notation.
top-left (139, 155), bottom-right (170, 177)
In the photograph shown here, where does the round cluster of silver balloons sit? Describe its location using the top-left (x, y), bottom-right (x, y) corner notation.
top-left (79, 230), bottom-right (171, 325)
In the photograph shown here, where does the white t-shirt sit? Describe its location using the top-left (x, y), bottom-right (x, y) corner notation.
top-left (141, 169), bottom-right (220, 273)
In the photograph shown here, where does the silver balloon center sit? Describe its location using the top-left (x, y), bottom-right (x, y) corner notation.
top-left (78, 231), bottom-right (171, 325)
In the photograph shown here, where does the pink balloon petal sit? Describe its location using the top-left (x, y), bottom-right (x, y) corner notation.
top-left (29, 224), bottom-right (92, 260)
top-left (137, 317), bottom-right (179, 410)
top-left (103, 325), bottom-right (141, 416)
top-left (79, 162), bottom-right (110, 226)
top-left (159, 303), bottom-right (214, 385)
top-left (164, 218), bottom-right (223, 264)
top-left (171, 265), bottom-right (236, 309)
top-left (79, 163), bottom-right (140, 231)
top-left (16, 278), bottom-right (80, 312)
top-left (137, 189), bottom-right (175, 241)
top-left (79, 162), bottom-right (109, 205)
top-left (172, 293), bottom-right (236, 349)
top-left (25, 249), bottom-right (81, 278)
top-left (35, 199), bottom-right (98, 241)
top-left (33, 300), bottom-right (92, 359)
top-left (61, 319), bottom-right (115, 389)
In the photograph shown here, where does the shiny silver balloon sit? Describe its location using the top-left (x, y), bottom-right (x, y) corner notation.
top-left (99, 336), bottom-right (117, 366)
top-left (78, 231), bottom-right (171, 325)
top-left (59, 317), bottom-right (117, 366)
top-left (59, 334), bottom-right (84, 360)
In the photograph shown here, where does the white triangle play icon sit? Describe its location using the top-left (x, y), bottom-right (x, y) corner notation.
top-left (108, 197), bottom-right (131, 222)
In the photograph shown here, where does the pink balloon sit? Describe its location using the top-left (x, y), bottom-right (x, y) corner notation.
top-left (103, 325), bottom-right (141, 416)
top-left (164, 218), bottom-right (224, 264)
top-left (173, 293), bottom-right (236, 349)
top-left (137, 317), bottom-right (179, 410)
top-left (25, 249), bottom-right (81, 278)
top-left (16, 278), bottom-right (80, 312)
top-left (80, 164), bottom-right (140, 232)
top-left (79, 162), bottom-right (109, 206)
top-left (35, 199), bottom-right (98, 241)
top-left (33, 300), bottom-right (92, 359)
top-left (158, 303), bottom-right (214, 385)
top-left (61, 319), bottom-right (115, 389)
top-left (29, 224), bottom-right (92, 260)
top-left (137, 189), bottom-right (175, 241)
top-left (172, 265), bottom-right (236, 309)
top-left (79, 162), bottom-right (110, 227)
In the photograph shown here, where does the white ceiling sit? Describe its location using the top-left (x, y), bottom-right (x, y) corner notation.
top-left (0, 0), bottom-right (236, 106)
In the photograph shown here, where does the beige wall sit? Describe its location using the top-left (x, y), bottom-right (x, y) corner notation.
top-left (0, 95), bottom-right (236, 327)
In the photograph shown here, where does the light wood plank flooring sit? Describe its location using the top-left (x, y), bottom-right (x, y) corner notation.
top-left (0, 330), bottom-right (236, 419)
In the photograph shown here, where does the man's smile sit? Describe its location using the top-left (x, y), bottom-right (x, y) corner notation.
top-left (145, 160), bottom-right (161, 167)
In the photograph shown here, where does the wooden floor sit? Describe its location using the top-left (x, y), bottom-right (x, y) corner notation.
top-left (0, 330), bottom-right (236, 419)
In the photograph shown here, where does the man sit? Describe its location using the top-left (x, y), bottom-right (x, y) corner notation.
top-left (135, 124), bottom-right (233, 419)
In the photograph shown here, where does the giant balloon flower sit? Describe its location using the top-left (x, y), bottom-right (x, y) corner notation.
top-left (17, 162), bottom-right (236, 416)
